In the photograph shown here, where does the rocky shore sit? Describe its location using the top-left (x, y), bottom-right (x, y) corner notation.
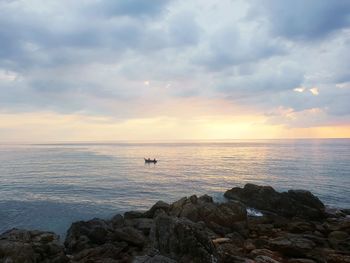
top-left (1, 184), bottom-right (349, 263)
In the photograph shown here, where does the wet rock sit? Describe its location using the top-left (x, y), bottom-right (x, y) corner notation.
top-left (151, 215), bottom-right (216, 263)
top-left (224, 184), bottom-right (325, 220)
top-left (0, 228), bottom-right (68, 263)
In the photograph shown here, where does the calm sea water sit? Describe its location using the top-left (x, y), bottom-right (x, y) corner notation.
top-left (0, 139), bottom-right (349, 237)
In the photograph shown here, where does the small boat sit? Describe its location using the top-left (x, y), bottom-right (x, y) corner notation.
top-left (144, 158), bottom-right (157, 163)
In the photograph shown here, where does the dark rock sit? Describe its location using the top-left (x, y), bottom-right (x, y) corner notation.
top-left (250, 249), bottom-right (283, 262)
top-left (71, 242), bottom-right (128, 262)
top-left (133, 254), bottom-right (177, 263)
top-left (144, 201), bottom-right (170, 218)
top-left (112, 226), bottom-right (146, 247)
top-left (288, 259), bottom-right (316, 263)
top-left (64, 218), bottom-right (112, 254)
top-left (268, 233), bottom-right (316, 257)
top-left (151, 215), bottom-right (216, 263)
top-left (341, 209), bottom-right (350, 215)
top-left (288, 222), bottom-right (315, 234)
top-left (328, 230), bottom-right (350, 250)
top-left (125, 218), bottom-right (154, 235)
top-left (0, 228), bottom-right (68, 263)
top-left (169, 195), bottom-right (247, 233)
top-left (224, 184), bottom-right (325, 219)
top-left (125, 211), bottom-right (147, 219)
top-left (254, 255), bottom-right (281, 263)
top-left (111, 214), bottom-right (125, 228)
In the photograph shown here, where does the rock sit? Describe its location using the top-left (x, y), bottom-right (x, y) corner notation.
top-left (0, 228), bottom-right (68, 263)
top-left (212, 237), bottom-right (231, 247)
top-left (341, 209), bottom-right (350, 215)
top-left (288, 222), bottom-right (315, 234)
top-left (112, 226), bottom-right (146, 247)
top-left (133, 254), bottom-right (177, 263)
top-left (268, 233), bottom-right (316, 257)
top-left (224, 184), bottom-right (325, 220)
top-left (325, 253), bottom-right (350, 263)
top-left (250, 249), bottom-right (283, 262)
top-left (125, 211), bottom-right (147, 219)
top-left (254, 255), bottom-right (281, 263)
top-left (150, 215), bottom-right (216, 263)
top-left (64, 218), bottom-right (112, 254)
top-left (144, 201), bottom-right (170, 218)
top-left (288, 259), bottom-right (316, 263)
top-left (125, 218), bottom-right (154, 235)
top-left (71, 242), bottom-right (128, 262)
top-left (328, 230), bottom-right (350, 250)
top-left (111, 214), bottom-right (125, 228)
top-left (169, 195), bottom-right (247, 233)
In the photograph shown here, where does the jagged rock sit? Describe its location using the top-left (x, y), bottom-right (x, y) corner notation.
top-left (0, 228), bottom-right (68, 263)
top-left (150, 215), bottom-right (216, 263)
top-left (169, 194), bottom-right (247, 233)
top-left (224, 184), bottom-right (325, 219)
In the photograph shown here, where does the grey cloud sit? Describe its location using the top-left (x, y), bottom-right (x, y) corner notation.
top-left (193, 25), bottom-right (286, 71)
top-left (250, 0), bottom-right (350, 40)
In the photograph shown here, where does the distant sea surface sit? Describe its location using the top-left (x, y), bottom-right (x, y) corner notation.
top-left (0, 139), bottom-right (349, 237)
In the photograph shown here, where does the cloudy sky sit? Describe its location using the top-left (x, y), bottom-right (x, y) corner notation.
top-left (0, 0), bottom-right (350, 141)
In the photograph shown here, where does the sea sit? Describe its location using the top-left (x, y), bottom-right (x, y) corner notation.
top-left (0, 139), bottom-right (349, 238)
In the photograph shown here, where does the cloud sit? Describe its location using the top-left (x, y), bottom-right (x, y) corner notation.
top-left (0, 0), bottom-right (349, 135)
top-left (249, 0), bottom-right (350, 40)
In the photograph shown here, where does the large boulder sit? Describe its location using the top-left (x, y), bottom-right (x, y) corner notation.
top-left (169, 194), bottom-right (247, 233)
top-left (64, 216), bottom-right (147, 262)
top-left (224, 184), bottom-right (325, 219)
top-left (0, 228), bottom-right (68, 263)
top-left (150, 215), bottom-right (216, 263)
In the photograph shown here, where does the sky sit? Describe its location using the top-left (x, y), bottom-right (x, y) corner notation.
top-left (0, 0), bottom-right (350, 142)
